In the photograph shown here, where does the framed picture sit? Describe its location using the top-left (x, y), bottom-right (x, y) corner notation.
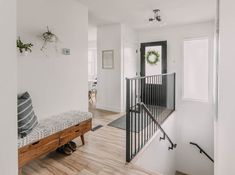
top-left (102, 50), bottom-right (114, 69)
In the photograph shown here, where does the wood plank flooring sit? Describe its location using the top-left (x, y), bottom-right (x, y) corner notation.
top-left (21, 106), bottom-right (159, 175)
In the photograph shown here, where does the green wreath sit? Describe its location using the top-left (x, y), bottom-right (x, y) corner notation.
top-left (145, 50), bottom-right (160, 65)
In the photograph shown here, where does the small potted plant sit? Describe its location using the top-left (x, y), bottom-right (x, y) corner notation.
top-left (17, 37), bottom-right (33, 56)
top-left (41, 26), bottom-right (58, 52)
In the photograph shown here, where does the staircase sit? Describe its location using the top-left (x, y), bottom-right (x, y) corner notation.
top-left (125, 73), bottom-right (176, 162)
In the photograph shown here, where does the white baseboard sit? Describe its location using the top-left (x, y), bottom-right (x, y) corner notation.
top-left (96, 104), bottom-right (123, 113)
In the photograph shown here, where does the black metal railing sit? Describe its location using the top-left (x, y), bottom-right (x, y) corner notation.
top-left (190, 142), bottom-right (214, 162)
top-left (126, 73), bottom-right (176, 162)
top-left (141, 103), bottom-right (177, 150)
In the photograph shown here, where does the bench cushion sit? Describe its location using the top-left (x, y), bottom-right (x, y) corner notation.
top-left (18, 110), bottom-right (92, 148)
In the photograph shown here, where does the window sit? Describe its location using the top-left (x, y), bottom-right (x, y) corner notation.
top-left (145, 45), bottom-right (162, 76)
top-left (88, 49), bottom-right (97, 80)
top-left (183, 38), bottom-right (209, 101)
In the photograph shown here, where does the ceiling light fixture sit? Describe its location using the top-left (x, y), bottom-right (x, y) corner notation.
top-left (149, 9), bottom-right (162, 22)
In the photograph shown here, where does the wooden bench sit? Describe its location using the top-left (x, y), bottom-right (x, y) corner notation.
top-left (18, 111), bottom-right (92, 173)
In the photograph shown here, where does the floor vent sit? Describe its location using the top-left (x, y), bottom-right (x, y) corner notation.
top-left (91, 125), bottom-right (103, 131)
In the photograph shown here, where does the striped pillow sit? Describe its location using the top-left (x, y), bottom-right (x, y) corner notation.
top-left (17, 92), bottom-right (38, 138)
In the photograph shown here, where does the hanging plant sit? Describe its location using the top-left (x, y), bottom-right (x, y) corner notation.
top-left (145, 50), bottom-right (160, 65)
top-left (41, 26), bottom-right (58, 52)
top-left (17, 37), bottom-right (33, 53)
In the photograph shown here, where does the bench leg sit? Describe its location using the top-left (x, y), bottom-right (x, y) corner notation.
top-left (81, 135), bottom-right (85, 145)
top-left (18, 168), bottom-right (22, 175)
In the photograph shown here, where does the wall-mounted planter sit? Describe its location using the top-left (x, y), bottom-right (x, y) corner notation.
top-left (17, 37), bottom-right (33, 56)
top-left (41, 26), bottom-right (58, 52)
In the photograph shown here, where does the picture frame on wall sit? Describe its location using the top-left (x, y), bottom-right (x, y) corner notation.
top-left (102, 50), bottom-right (114, 69)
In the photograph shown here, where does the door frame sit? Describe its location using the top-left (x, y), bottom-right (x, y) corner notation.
top-left (140, 41), bottom-right (167, 76)
top-left (140, 41), bottom-right (167, 106)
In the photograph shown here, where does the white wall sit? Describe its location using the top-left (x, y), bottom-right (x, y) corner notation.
top-left (215, 0), bottom-right (235, 174)
top-left (97, 24), bottom-right (138, 112)
top-left (17, 0), bottom-right (88, 119)
top-left (121, 24), bottom-right (139, 112)
top-left (138, 22), bottom-right (215, 106)
top-left (134, 113), bottom-right (176, 175)
top-left (96, 24), bottom-right (122, 112)
top-left (183, 38), bottom-right (209, 101)
top-left (0, 0), bottom-right (18, 174)
top-left (88, 27), bottom-right (97, 81)
top-left (176, 102), bottom-right (214, 175)
top-left (89, 41), bottom-right (97, 50)
top-left (138, 22), bottom-right (215, 175)
top-left (135, 103), bottom-right (214, 175)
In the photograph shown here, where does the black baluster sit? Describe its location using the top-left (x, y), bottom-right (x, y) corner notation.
top-left (130, 80), bottom-right (133, 159)
top-left (134, 79), bottom-right (137, 155)
top-left (126, 78), bottom-right (130, 162)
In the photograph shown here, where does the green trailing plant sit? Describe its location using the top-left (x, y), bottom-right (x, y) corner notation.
top-left (17, 37), bottom-right (33, 53)
top-left (145, 50), bottom-right (160, 65)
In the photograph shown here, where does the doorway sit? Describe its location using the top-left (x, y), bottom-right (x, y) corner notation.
top-left (140, 41), bottom-right (167, 106)
top-left (88, 26), bottom-right (98, 109)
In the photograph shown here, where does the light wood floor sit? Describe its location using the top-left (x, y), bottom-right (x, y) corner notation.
top-left (21, 106), bottom-right (159, 175)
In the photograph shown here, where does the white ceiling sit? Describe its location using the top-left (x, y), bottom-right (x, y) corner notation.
top-left (79, 0), bottom-right (216, 30)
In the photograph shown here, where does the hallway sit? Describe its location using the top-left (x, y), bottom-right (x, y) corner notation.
top-left (22, 108), bottom-right (159, 175)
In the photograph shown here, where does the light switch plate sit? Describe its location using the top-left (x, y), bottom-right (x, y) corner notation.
top-left (62, 48), bottom-right (70, 55)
